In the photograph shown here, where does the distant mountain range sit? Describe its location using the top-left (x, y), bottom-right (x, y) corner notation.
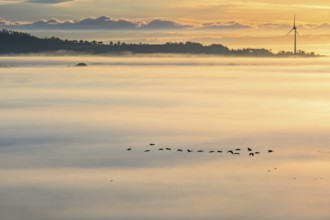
top-left (0, 29), bottom-right (320, 57)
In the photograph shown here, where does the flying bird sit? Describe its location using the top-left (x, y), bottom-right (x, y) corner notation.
top-left (126, 147), bottom-right (132, 151)
top-left (144, 150), bottom-right (150, 152)
top-left (150, 143), bottom-right (155, 146)
top-left (247, 147), bottom-right (253, 151)
top-left (249, 153), bottom-right (255, 157)
top-left (227, 150), bottom-right (234, 154)
top-left (268, 150), bottom-right (273, 153)
top-left (187, 149), bottom-right (193, 153)
top-left (197, 150), bottom-right (204, 153)
top-left (177, 149), bottom-right (183, 152)
top-left (217, 150), bottom-right (223, 153)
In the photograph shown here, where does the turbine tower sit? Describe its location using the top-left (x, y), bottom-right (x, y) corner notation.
top-left (287, 15), bottom-right (299, 55)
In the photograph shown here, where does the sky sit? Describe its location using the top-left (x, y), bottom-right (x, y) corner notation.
top-left (0, 0), bottom-right (329, 54)
top-left (0, 0), bottom-right (329, 23)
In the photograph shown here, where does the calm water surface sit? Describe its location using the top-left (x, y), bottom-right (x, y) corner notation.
top-left (1, 56), bottom-right (330, 220)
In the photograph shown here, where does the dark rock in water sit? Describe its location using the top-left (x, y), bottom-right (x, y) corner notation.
top-left (75, 63), bottom-right (88, 67)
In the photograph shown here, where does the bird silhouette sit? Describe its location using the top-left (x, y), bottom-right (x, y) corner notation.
top-left (247, 147), bottom-right (253, 151)
top-left (255, 152), bottom-right (260, 155)
top-left (150, 143), bottom-right (155, 146)
top-left (144, 150), bottom-right (150, 152)
top-left (126, 147), bottom-right (132, 151)
top-left (235, 148), bottom-right (241, 151)
top-left (268, 150), bottom-right (273, 153)
top-left (177, 149), bottom-right (183, 152)
top-left (166, 148), bottom-right (171, 151)
top-left (158, 148), bottom-right (164, 151)
top-left (209, 151), bottom-right (215, 153)
top-left (187, 149), bottom-right (193, 153)
top-left (197, 150), bottom-right (204, 153)
top-left (234, 152), bottom-right (240, 155)
top-left (249, 153), bottom-right (255, 156)
top-left (227, 150), bottom-right (234, 154)
top-left (217, 150), bottom-right (223, 153)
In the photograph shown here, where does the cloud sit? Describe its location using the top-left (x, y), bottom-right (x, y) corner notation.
top-left (0, 0), bottom-right (73, 4)
top-left (0, 16), bottom-right (328, 32)
top-left (202, 21), bottom-right (251, 30)
top-left (0, 16), bottom-right (195, 30)
top-left (0, 0), bottom-right (22, 4)
top-left (258, 22), bottom-right (330, 31)
top-left (0, 16), bottom-right (251, 30)
top-left (74, 16), bottom-right (138, 29)
top-left (0, 16), bottom-right (139, 30)
top-left (25, 0), bottom-right (73, 3)
top-left (258, 23), bottom-right (291, 30)
top-left (0, 17), bottom-right (29, 26)
top-left (312, 23), bottom-right (330, 29)
top-left (140, 19), bottom-right (191, 30)
top-left (0, 17), bottom-right (14, 25)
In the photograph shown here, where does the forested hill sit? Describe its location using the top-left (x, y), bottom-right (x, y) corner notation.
top-left (0, 29), bottom-right (319, 57)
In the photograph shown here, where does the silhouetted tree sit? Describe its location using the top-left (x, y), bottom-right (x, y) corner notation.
top-left (0, 29), bottom-right (320, 56)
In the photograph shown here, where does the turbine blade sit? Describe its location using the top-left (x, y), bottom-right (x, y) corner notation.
top-left (296, 30), bottom-right (300, 36)
top-left (287, 28), bottom-right (294, 36)
top-left (294, 14), bottom-right (296, 26)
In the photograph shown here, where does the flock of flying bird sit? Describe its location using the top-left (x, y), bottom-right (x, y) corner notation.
top-left (126, 143), bottom-right (274, 157)
top-left (124, 144), bottom-right (328, 181)
top-left (118, 144), bottom-right (330, 185)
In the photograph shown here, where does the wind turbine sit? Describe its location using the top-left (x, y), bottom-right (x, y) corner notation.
top-left (287, 15), bottom-right (299, 55)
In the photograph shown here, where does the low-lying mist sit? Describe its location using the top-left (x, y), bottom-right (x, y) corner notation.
top-left (1, 56), bottom-right (330, 220)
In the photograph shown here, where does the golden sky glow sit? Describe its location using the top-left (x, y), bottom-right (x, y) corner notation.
top-left (0, 0), bottom-right (329, 24)
top-left (0, 0), bottom-right (329, 54)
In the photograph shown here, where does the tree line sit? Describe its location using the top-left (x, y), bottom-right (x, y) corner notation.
top-left (0, 29), bottom-right (319, 57)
